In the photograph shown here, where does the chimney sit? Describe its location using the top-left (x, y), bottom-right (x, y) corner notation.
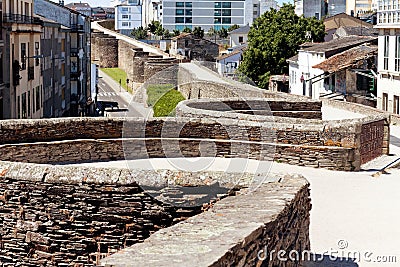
top-left (59, 0), bottom-right (64, 5)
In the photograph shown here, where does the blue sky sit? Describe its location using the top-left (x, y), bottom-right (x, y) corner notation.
top-left (55, 0), bottom-right (292, 8)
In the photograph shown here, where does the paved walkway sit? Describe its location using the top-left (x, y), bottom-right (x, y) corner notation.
top-left (91, 21), bottom-right (169, 58)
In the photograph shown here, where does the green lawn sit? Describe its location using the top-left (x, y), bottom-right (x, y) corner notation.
top-left (101, 68), bottom-right (131, 93)
top-left (146, 84), bottom-right (185, 117)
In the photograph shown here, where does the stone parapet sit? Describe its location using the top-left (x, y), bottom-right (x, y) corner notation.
top-left (101, 174), bottom-right (311, 267)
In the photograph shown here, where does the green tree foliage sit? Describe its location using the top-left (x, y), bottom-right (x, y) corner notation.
top-left (238, 4), bottom-right (325, 88)
top-left (207, 27), bottom-right (217, 37)
top-left (193, 26), bottom-right (204, 38)
top-left (131, 26), bottom-right (147, 40)
top-left (182, 27), bottom-right (192, 33)
top-left (148, 20), bottom-right (162, 34)
top-left (163, 29), bottom-right (172, 38)
top-left (173, 29), bottom-right (181, 36)
top-left (218, 27), bottom-right (228, 38)
top-left (228, 24), bottom-right (240, 32)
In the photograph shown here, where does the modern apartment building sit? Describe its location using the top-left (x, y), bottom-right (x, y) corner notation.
top-left (376, 0), bottom-right (400, 114)
top-left (2, 0), bottom-right (43, 119)
top-left (114, 0), bottom-right (142, 35)
top-left (162, 0), bottom-right (258, 31)
top-left (34, 0), bottom-right (92, 117)
top-left (294, 0), bottom-right (326, 19)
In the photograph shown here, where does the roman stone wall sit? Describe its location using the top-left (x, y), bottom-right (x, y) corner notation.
top-left (101, 174), bottom-right (311, 267)
top-left (143, 59), bottom-right (179, 83)
top-left (0, 162), bottom-right (203, 266)
top-left (0, 117), bottom-right (379, 171)
top-left (91, 32), bottom-right (118, 68)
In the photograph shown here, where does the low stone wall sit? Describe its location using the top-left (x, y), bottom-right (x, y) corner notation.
top-left (0, 138), bottom-right (357, 170)
top-left (0, 162), bottom-right (204, 266)
top-left (0, 117), bottom-right (387, 171)
top-left (101, 174), bottom-right (311, 267)
top-left (181, 98), bottom-right (322, 119)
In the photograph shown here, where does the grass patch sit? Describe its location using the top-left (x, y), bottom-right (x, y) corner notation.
top-left (101, 68), bottom-right (131, 93)
top-left (146, 84), bottom-right (185, 117)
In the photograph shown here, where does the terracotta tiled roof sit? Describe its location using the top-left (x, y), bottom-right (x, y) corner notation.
top-left (312, 45), bottom-right (377, 72)
top-left (216, 49), bottom-right (242, 60)
top-left (286, 54), bottom-right (298, 63)
top-left (324, 13), bottom-right (373, 31)
top-left (300, 36), bottom-right (377, 53)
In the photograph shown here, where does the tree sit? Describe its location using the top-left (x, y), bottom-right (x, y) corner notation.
top-left (228, 24), bottom-right (240, 32)
top-left (163, 29), bottom-right (172, 39)
top-left (193, 26), bottom-right (204, 38)
top-left (218, 27), bottom-right (228, 38)
top-left (207, 27), bottom-right (217, 37)
top-left (238, 4), bottom-right (325, 88)
top-left (131, 27), bottom-right (147, 40)
top-left (182, 27), bottom-right (192, 33)
top-left (173, 29), bottom-right (181, 37)
top-left (148, 20), bottom-right (161, 34)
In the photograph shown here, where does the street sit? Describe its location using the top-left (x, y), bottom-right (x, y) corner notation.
top-left (96, 72), bottom-right (147, 117)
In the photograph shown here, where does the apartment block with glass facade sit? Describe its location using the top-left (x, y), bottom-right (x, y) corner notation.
top-left (376, 0), bottom-right (400, 114)
top-left (162, 0), bottom-right (257, 31)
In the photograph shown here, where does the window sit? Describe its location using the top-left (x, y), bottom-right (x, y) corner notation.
top-left (383, 93), bottom-right (388, 111)
top-left (222, 2), bottom-right (231, 8)
top-left (222, 9), bottom-right (231, 16)
top-left (396, 36), bottom-right (400, 72)
top-left (175, 17), bottom-right (184, 23)
top-left (214, 9), bottom-right (221, 16)
top-left (185, 9), bottom-right (192, 16)
top-left (122, 22), bottom-right (129, 27)
top-left (176, 9), bottom-right (184, 15)
top-left (239, 36), bottom-right (243, 43)
top-left (214, 17), bottom-right (221, 24)
top-left (185, 2), bottom-right (192, 7)
top-left (215, 2), bottom-right (221, 8)
top-left (121, 7), bottom-right (129, 12)
top-left (315, 13), bottom-right (320, 19)
top-left (21, 43), bottom-right (26, 70)
top-left (384, 35), bottom-right (389, 70)
top-left (122, 14), bottom-right (129, 19)
top-left (185, 17), bottom-right (192, 23)
top-left (222, 17), bottom-right (231, 24)
top-left (176, 2), bottom-right (184, 7)
top-left (36, 86), bottom-right (40, 112)
top-left (28, 91), bottom-right (31, 117)
top-left (35, 42), bottom-right (39, 66)
top-left (22, 93), bottom-right (27, 119)
top-left (394, 96), bottom-right (399, 114)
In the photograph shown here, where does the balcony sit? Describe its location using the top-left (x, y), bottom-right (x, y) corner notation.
top-left (3, 14), bottom-right (42, 25)
top-left (70, 24), bottom-right (85, 32)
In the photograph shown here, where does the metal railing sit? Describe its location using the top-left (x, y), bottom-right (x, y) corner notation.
top-left (70, 24), bottom-right (84, 32)
top-left (3, 13), bottom-right (41, 24)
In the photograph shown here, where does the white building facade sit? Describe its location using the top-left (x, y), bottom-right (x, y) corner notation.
top-left (162, 0), bottom-right (258, 31)
top-left (376, 0), bottom-right (400, 114)
top-left (114, 0), bottom-right (143, 35)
